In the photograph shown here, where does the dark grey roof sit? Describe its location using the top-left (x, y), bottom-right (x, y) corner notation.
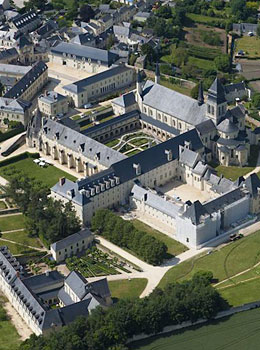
top-left (183, 200), bottom-right (209, 225)
top-left (39, 91), bottom-right (66, 104)
top-left (224, 82), bottom-right (246, 94)
top-left (195, 119), bottom-right (216, 135)
top-left (4, 61), bottom-right (47, 99)
top-left (15, 35), bottom-right (32, 49)
top-left (233, 23), bottom-right (257, 33)
top-left (51, 229), bottom-right (93, 252)
top-left (58, 117), bottom-right (79, 130)
top-left (244, 173), bottom-right (260, 198)
top-left (65, 271), bottom-right (89, 299)
top-left (179, 148), bottom-right (199, 168)
top-left (82, 110), bottom-right (139, 136)
top-left (217, 119), bottom-right (238, 134)
top-left (142, 80), bottom-right (207, 125)
top-left (50, 42), bottom-right (118, 66)
top-left (208, 78), bottom-right (226, 104)
top-left (63, 65), bottom-right (132, 94)
top-left (36, 20), bottom-right (58, 37)
top-left (70, 33), bottom-right (95, 46)
top-left (23, 271), bottom-right (64, 293)
top-left (112, 91), bottom-right (136, 108)
top-left (42, 118), bottom-right (126, 167)
top-left (0, 47), bottom-right (18, 61)
top-left (12, 10), bottom-right (39, 30)
top-left (204, 188), bottom-right (247, 214)
top-left (140, 113), bottom-right (180, 136)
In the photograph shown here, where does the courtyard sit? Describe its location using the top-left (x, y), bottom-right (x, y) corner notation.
top-left (105, 131), bottom-right (160, 157)
top-left (159, 180), bottom-right (218, 204)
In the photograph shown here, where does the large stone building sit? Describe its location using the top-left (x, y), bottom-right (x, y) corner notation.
top-left (49, 42), bottom-right (119, 73)
top-left (63, 65), bottom-right (135, 107)
top-left (38, 91), bottom-right (69, 117)
top-left (0, 246), bottom-right (112, 335)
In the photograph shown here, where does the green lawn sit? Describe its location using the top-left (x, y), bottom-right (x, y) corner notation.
top-left (160, 79), bottom-right (191, 97)
top-left (188, 56), bottom-right (214, 70)
top-left (105, 139), bottom-right (120, 148)
top-left (108, 278), bottom-right (148, 300)
top-left (186, 12), bottom-right (224, 24)
top-left (236, 36), bottom-right (260, 58)
top-left (214, 164), bottom-right (254, 181)
top-left (0, 201), bottom-right (7, 210)
top-left (1, 230), bottom-right (42, 248)
top-left (132, 220), bottom-right (187, 257)
top-left (220, 278), bottom-right (260, 307)
top-left (0, 297), bottom-right (21, 350)
top-left (130, 308), bottom-right (260, 350)
top-left (0, 214), bottom-right (25, 232)
top-left (127, 150), bottom-right (141, 157)
top-left (0, 156), bottom-right (76, 188)
top-left (159, 230), bottom-right (260, 289)
top-left (0, 239), bottom-right (36, 255)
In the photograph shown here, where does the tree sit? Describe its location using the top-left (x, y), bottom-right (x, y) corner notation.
top-left (257, 24), bottom-right (260, 37)
top-left (252, 93), bottom-right (260, 108)
top-left (140, 44), bottom-right (156, 64)
top-left (24, 0), bottom-right (47, 10)
top-left (79, 4), bottom-right (95, 22)
top-left (214, 54), bottom-right (230, 73)
top-left (191, 83), bottom-right (199, 99)
top-left (106, 34), bottom-right (115, 50)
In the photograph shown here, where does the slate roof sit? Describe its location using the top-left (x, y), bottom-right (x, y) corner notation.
top-left (0, 63), bottom-right (31, 75)
top-left (217, 119), bottom-right (238, 134)
top-left (36, 20), bottom-right (57, 37)
top-left (39, 91), bottom-right (66, 104)
top-left (233, 23), bottom-right (257, 33)
top-left (204, 188), bottom-right (247, 214)
top-left (142, 80), bottom-right (207, 125)
top-left (11, 10), bottom-right (39, 30)
top-left (195, 119), bottom-right (216, 136)
top-left (41, 118), bottom-right (126, 167)
top-left (4, 61), bottom-right (47, 99)
top-left (50, 42), bottom-right (118, 66)
top-left (244, 173), bottom-right (260, 198)
top-left (131, 184), bottom-right (180, 219)
top-left (23, 271), bottom-right (64, 293)
top-left (140, 113), bottom-right (180, 136)
top-left (0, 47), bottom-right (18, 61)
top-left (224, 82), bottom-right (246, 94)
top-left (0, 97), bottom-right (31, 112)
top-left (70, 33), bottom-right (95, 46)
top-left (179, 148), bottom-right (200, 168)
top-left (112, 91), bottom-right (136, 108)
top-left (51, 229), bottom-right (93, 252)
top-left (183, 200), bottom-right (209, 225)
top-left (208, 78), bottom-right (226, 104)
top-left (113, 25), bottom-right (130, 37)
top-left (63, 65), bottom-right (131, 94)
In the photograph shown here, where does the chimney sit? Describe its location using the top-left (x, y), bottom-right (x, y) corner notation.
top-left (59, 177), bottom-right (65, 186)
top-left (45, 270), bottom-right (49, 277)
top-left (165, 149), bottom-right (172, 161)
top-left (133, 163), bottom-right (141, 175)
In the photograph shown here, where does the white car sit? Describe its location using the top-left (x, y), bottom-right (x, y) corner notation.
top-left (84, 103), bottom-right (92, 109)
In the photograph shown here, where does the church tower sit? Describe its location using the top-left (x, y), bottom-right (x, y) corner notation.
top-left (206, 78), bottom-right (227, 125)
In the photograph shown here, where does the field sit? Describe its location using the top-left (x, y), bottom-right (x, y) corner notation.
top-left (213, 164), bottom-right (254, 181)
top-left (130, 308), bottom-right (260, 350)
top-left (188, 56), bottom-right (213, 70)
top-left (0, 214), bottom-right (25, 231)
top-left (0, 296), bottom-right (21, 350)
top-left (0, 156), bottom-right (76, 188)
top-left (186, 12), bottom-right (225, 25)
top-left (160, 79), bottom-right (191, 96)
top-left (158, 229), bottom-right (260, 290)
top-left (236, 36), bottom-right (260, 58)
top-left (1, 230), bottom-right (42, 248)
top-left (108, 279), bottom-right (148, 300)
top-left (132, 220), bottom-right (187, 258)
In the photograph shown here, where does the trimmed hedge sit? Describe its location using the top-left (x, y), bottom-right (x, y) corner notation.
top-left (0, 152), bottom-right (39, 167)
top-left (0, 127), bottom-right (24, 143)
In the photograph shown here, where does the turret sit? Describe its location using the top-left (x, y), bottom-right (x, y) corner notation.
top-left (155, 62), bottom-right (160, 84)
top-left (206, 78), bottom-right (227, 125)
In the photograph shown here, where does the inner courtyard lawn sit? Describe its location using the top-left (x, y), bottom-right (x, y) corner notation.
top-left (132, 220), bottom-right (187, 257)
top-left (129, 308), bottom-right (260, 350)
top-left (214, 164), bottom-right (254, 181)
top-left (0, 156), bottom-right (76, 188)
top-left (0, 297), bottom-right (21, 350)
top-left (0, 214), bottom-right (25, 232)
top-left (108, 279), bottom-right (148, 300)
top-left (158, 230), bottom-right (260, 289)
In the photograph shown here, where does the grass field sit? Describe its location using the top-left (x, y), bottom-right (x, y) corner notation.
top-left (132, 220), bottom-right (187, 257)
top-left (214, 164), bottom-right (254, 181)
top-left (0, 239), bottom-right (36, 255)
top-left (160, 79), bottom-right (191, 96)
top-left (0, 297), bottom-right (21, 350)
top-left (220, 278), bottom-right (260, 306)
top-left (108, 279), bottom-right (148, 300)
top-left (188, 56), bottom-right (214, 70)
top-left (186, 12), bottom-right (225, 24)
top-left (0, 214), bottom-right (25, 232)
top-left (236, 36), bottom-right (260, 58)
top-left (0, 201), bottom-right (7, 210)
top-left (130, 308), bottom-right (260, 350)
top-left (0, 156), bottom-right (76, 188)
top-left (1, 230), bottom-right (42, 248)
top-left (158, 230), bottom-right (260, 289)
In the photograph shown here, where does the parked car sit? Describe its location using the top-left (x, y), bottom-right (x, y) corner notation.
top-left (84, 103), bottom-right (92, 109)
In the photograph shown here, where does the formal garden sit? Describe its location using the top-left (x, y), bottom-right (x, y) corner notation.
top-left (66, 246), bottom-right (132, 278)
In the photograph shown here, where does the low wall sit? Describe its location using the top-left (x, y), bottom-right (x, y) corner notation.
top-left (128, 300), bottom-right (260, 344)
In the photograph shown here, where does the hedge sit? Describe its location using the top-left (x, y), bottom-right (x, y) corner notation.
top-left (0, 126), bottom-right (24, 143)
top-left (0, 152), bottom-right (39, 167)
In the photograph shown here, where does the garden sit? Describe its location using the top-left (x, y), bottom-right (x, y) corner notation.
top-left (66, 246), bottom-right (132, 278)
